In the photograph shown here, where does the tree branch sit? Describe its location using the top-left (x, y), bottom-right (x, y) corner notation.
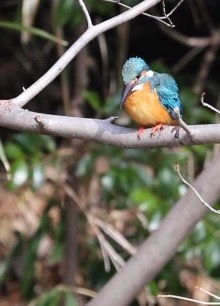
top-left (86, 153), bottom-right (220, 306)
top-left (1, 100), bottom-right (220, 148)
top-left (11, 0), bottom-right (162, 107)
top-left (78, 0), bottom-right (93, 28)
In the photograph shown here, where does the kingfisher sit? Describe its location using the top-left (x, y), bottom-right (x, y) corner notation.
top-left (120, 57), bottom-right (183, 137)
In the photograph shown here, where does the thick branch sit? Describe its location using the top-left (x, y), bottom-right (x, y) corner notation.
top-left (11, 0), bottom-right (161, 107)
top-left (1, 100), bottom-right (220, 148)
top-left (86, 153), bottom-right (220, 306)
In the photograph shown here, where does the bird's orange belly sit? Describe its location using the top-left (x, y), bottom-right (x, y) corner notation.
top-left (124, 84), bottom-right (177, 127)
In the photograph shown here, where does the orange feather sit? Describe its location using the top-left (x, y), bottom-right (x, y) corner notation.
top-left (124, 82), bottom-right (178, 127)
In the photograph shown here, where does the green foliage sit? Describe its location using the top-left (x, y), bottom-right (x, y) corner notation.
top-left (0, 236), bottom-right (23, 285)
top-left (84, 90), bottom-right (121, 118)
top-left (5, 133), bottom-right (56, 189)
top-left (28, 286), bottom-right (78, 306)
top-left (0, 21), bottom-right (67, 45)
top-left (54, 0), bottom-right (115, 28)
top-left (84, 90), bottom-right (102, 113)
top-left (55, 0), bottom-right (82, 27)
top-left (21, 212), bottom-right (50, 299)
top-left (180, 87), bottom-right (214, 124)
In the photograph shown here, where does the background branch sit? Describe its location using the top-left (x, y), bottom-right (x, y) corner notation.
top-left (86, 152), bottom-right (220, 306)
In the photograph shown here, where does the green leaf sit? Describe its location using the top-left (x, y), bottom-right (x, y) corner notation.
top-left (64, 291), bottom-right (78, 306)
top-left (10, 160), bottom-right (29, 188)
top-left (5, 142), bottom-right (25, 160)
top-left (13, 134), bottom-right (56, 155)
top-left (84, 90), bottom-right (102, 112)
top-left (0, 139), bottom-right (11, 173)
top-left (0, 21), bottom-right (68, 46)
top-left (54, 0), bottom-right (82, 27)
top-left (32, 163), bottom-right (45, 189)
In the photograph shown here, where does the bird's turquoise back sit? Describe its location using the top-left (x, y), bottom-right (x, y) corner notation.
top-left (149, 73), bottom-right (183, 119)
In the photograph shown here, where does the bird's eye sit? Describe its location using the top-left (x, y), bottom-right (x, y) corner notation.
top-left (136, 73), bottom-right (141, 79)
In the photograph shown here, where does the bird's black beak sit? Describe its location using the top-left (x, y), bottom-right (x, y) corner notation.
top-left (120, 83), bottom-right (133, 109)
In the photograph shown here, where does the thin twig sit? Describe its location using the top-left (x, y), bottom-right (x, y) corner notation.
top-left (102, 0), bottom-right (185, 27)
top-left (0, 139), bottom-right (11, 179)
top-left (164, 0), bottom-right (184, 18)
top-left (192, 43), bottom-right (219, 94)
top-left (175, 164), bottom-right (220, 215)
top-left (158, 294), bottom-right (220, 305)
top-left (172, 46), bottom-right (205, 74)
top-left (162, 0), bottom-right (173, 27)
top-left (195, 287), bottom-right (220, 300)
top-left (201, 93), bottom-right (220, 115)
top-left (104, 0), bottom-right (184, 20)
top-left (104, 0), bottom-right (172, 27)
top-left (157, 23), bottom-right (219, 48)
top-left (92, 216), bottom-right (136, 255)
top-left (78, 0), bottom-right (93, 28)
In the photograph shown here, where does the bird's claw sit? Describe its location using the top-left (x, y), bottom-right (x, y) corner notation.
top-left (150, 124), bottom-right (164, 138)
top-left (171, 126), bottom-right (181, 138)
top-left (137, 126), bottom-right (146, 139)
top-left (107, 116), bottom-right (119, 123)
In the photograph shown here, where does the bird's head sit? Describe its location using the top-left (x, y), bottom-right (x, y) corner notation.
top-left (120, 57), bottom-right (150, 109)
top-left (122, 57), bottom-right (150, 85)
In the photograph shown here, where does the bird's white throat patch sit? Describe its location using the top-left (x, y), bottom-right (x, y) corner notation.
top-left (131, 84), bottom-right (144, 91)
top-left (147, 70), bottom-right (154, 77)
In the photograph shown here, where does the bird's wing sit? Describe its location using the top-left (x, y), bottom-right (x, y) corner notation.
top-left (150, 74), bottom-right (183, 119)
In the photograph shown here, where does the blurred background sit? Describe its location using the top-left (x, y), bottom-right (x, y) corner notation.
top-left (0, 0), bottom-right (220, 305)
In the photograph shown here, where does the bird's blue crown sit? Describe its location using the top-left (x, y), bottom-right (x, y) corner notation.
top-left (122, 57), bottom-right (150, 85)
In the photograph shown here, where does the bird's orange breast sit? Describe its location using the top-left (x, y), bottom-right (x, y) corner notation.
top-left (124, 82), bottom-right (177, 127)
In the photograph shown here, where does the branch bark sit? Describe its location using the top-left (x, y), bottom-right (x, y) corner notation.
top-left (1, 100), bottom-right (220, 148)
top-left (86, 152), bottom-right (220, 306)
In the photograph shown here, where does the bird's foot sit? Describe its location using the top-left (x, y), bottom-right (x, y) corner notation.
top-left (137, 126), bottom-right (146, 139)
top-left (107, 116), bottom-right (119, 123)
top-left (150, 124), bottom-right (164, 138)
top-left (171, 126), bottom-right (181, 138)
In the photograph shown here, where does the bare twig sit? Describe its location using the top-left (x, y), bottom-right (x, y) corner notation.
top-left (158, 294), bottom-right (220, 305)
top-left (159, 25), bottom-right (213, 47)
top-left (88, 217), bottom-right (126, 271)
top-left (201, 92), bottom-right (220, 115)
top-left (0, 139), bottom-right (11, 178)
top-left (78, 0), bottom-right (93, 28)
top-left (104, 0), bottom-right (184, 19)
top-left (64, 183), bottom-right (127, 271)
top-left (175, 164), bottom-right (220, 215)
top-left (161, 0), bottom-right (173, 27)
top-left (164, 0), bottom-right (184, 18)
top-left (195, 287), bottom-right (220, 300)
top-left (104, 0), bottom-right (185, 27)
top-left (92, 216), bottom-right (136, 255)
top-left (172, 46), bottom-right (205, 74)
top-left (192, 43), bottom-right (219, 94)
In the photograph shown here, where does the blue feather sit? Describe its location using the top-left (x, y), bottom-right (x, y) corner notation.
top-left (149, 73), bottom-right (183, 119)
top-left (122, 57), bottom-right (150, 85)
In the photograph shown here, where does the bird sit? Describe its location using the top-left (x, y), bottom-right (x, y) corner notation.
top-left (120, 57), bottom-right (183, 137)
